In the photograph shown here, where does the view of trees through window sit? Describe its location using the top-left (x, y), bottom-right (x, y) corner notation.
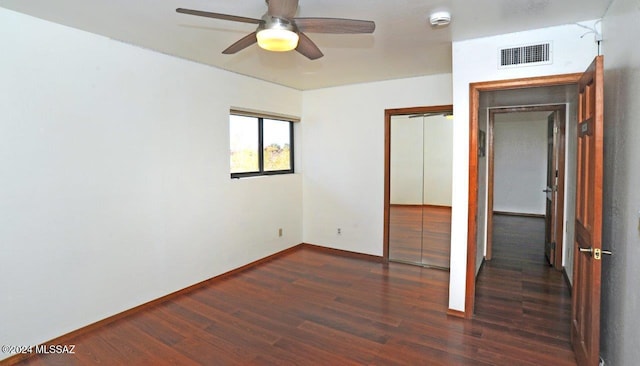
top-left (230, 114), bottom-right (293, 177)
top-left (230, 115), bottom-right (259, 174)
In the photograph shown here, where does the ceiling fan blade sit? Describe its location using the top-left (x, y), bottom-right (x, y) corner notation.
top-left (176, 8), bottom-right (262, 24)
top-left (295, 18), bottom-right (375, 34)
top-left (222, 32), bottom-right (258, 54)
top-left (267, 0), bottom-right (298, 18)
top-left (296, 32), bottom-right (323, 60)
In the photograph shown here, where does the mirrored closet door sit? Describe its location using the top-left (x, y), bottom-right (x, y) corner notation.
top-left (387, 107), bottom-right (453, 269)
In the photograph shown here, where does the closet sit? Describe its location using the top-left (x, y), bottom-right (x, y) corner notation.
top-left (386, 107), bottom-right (453, 269)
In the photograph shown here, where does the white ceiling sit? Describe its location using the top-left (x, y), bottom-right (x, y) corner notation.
top-left (0, 0), bottom-right (611, 90)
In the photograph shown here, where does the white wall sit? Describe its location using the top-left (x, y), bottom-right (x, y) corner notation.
top-left (450, 21), bottom-right (599, 312)
top-left (600, 0), bottom-right (640, 365)
top-left (301, 74), bottom-right (453, 255)
top-left (390, 115), bottom-right (453, 206)
top-left (494, 115), bottom-right (548, 215)
top-left (0, 9), bottom-right (303, 360)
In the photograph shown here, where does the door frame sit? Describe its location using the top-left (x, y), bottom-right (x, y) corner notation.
top-left (383, 105), bottom-right (453, 262)
top-left (485, 104), bottom-right (566, 270)
top-left (465, 73), bottom-right (581, 317)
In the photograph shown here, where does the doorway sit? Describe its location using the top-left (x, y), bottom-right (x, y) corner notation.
top-left (384, 105), bottom-right (453, 269)
top-left (484, 105), bottom-right (566, 271)
top-left (473, 105), bottom-right (574, 354)
top-left (464, 75), bottom-right (582, 317)
top-left (465, 56), bottom-right (605, 365)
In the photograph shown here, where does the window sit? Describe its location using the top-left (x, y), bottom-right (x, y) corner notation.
top-left (230, 113), bottom-right (294, 178)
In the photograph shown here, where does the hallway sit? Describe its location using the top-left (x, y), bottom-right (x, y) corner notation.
top-left (474, 214), bottom-right (575, 364)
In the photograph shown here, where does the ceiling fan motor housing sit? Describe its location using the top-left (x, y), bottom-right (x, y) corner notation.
top-left (257, 16), bottom-right (300, 52)
top-left (260, 15), bottom-right (297, 32)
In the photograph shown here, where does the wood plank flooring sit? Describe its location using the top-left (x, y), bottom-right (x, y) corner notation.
top-left (388, 205), bottom-right (451, 268)
top-left (11, 215), bottom-right (575, 365)
top-left (474, 214), bottom-right (575, 365)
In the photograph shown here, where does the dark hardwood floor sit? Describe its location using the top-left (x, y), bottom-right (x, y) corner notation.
top-left (474, 214), bottom-right (576, 365)
top-left (388, 205), bottom-right (451, 268)
top-left (11, 216), bottom-right (575, 365)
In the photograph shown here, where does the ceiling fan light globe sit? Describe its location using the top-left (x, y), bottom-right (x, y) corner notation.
top-left (257, 29), bottom-right (299, 52)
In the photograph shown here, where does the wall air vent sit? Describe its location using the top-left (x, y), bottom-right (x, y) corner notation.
top-left (498, 42), bottom-right (552, 69)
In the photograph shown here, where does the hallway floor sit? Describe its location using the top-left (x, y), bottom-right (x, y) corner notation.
top-left (475, 214), bottom-right (576, 365)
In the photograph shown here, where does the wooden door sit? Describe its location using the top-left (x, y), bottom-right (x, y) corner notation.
top-left (544, 113), bottom-right (556, 265)
top-left (545, 110), bottom-right (566, 269)
top-left (571, 55), bottom-right (604, 366)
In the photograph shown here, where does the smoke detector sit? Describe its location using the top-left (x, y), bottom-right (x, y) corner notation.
top-left (429, 11), bottom-right (451, 27)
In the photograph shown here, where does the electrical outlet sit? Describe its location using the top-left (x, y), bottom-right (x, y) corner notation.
top-left (337, 228), bottom-right (342, 235)
top-left (278, 228), bottom-right (283, 237)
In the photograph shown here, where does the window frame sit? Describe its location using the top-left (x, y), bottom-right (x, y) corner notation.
top-left (230, 113), bottom-right (295, 179)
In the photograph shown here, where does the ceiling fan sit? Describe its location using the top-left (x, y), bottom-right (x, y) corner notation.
top-left (176, 0), bottom-right (375, 60)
